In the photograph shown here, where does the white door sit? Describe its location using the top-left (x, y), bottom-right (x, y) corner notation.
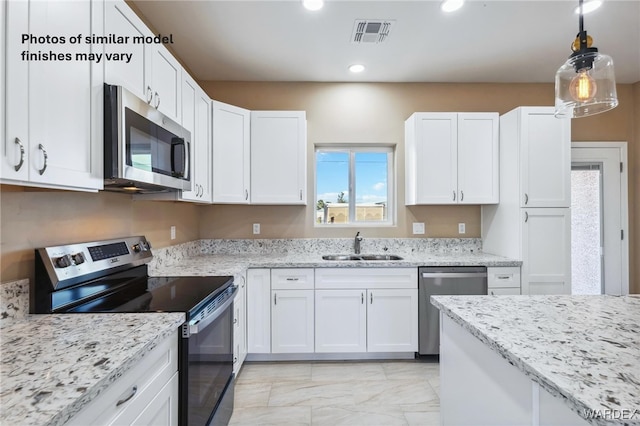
top-left (271, 290), bottom-right (314, 353)
top-left (233, 277), bottom-right (246, 375)
top-left (246, 269), bottom-right (271, 354)
top-left (194, 87), bottom-right (212, 202)
top-left (367, 289), bottom-right (418, 352)
top-left (571, 143), bottom-right (628, 295)
top-left (521, 208), bottom-right (571, 295)
top-left (151, 44), bottom-right (182, 123)
top-left (315, 289), bottom-right (367, 353)
top-left (180, 72), bottom-right (198, 201)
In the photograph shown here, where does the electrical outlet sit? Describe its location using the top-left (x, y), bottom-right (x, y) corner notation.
top-left (458, 223), bottom-right (466, 234)
top-left (412, 222), bottom-right (425, 235)
top-left (170, 225), bottom-right (176, 240)
top-left (253, 223), bottom-right (261, 235)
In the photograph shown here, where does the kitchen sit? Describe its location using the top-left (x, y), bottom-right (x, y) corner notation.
top-left (1, 0), bottom-right (639, 425)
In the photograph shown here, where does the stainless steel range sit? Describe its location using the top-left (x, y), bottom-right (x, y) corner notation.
top-left (33, 236), bottom-right (236, 426)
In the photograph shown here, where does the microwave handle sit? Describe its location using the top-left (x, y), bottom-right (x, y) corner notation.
top-left (170, 138), bottom-right (187, 178)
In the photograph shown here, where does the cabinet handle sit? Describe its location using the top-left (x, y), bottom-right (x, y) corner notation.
top-left (496, 275), bottom-right (512, 280)
top-left (525, 212), bottom-right (529, 223)
top-left (361, 292), bottom-right (364, 304)
top-left (300, 190), bottom-right (303, 201)
top-left (154, 92), bottom-right (160, 108)
top-left (285, 277), bottom-right (299, 281)
top-left (37, 144), bottom-right (48, 175)
top-left (13, 138), bottom-right (25, 171)
top-left (460, 191), bottom-right (464, 202)
top-left (245, 189), bottom-right (249, 201)
top-left (116, 386), bottom-right (138, 407)
top-left (370, 292), bottom-right (373, 304)
top-left (524, 193), bottom-right (529, 205)
top-left (274, 293), bottom-right (277, 305)
top-left (233, 318), bottom-right (238, 324)
top-left (233, 356), bottom-right (238, 364)
top-left (491, 291), bottom-right (495, 295)
top-left (146, 86), bottom-right (153, 104)
top-left (452, 191), bottom-right (456, 201)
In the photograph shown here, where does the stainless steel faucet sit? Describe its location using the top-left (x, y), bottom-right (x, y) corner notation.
top-left (354, 232), bottom-right (363, 254)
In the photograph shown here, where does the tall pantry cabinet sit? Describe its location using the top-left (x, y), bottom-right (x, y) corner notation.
top-left (482, 107), bottom-right (572, 295)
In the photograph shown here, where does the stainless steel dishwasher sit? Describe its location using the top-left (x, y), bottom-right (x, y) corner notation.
top-left (418, 266), bottom-right (487, 355)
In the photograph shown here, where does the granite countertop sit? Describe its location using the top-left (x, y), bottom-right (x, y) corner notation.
top-left (431, 295), bottom-right (640, 425)
top-left (149, 251), bottom-right (520, 277)
top-left (0, 312), bottom-right (185, 426)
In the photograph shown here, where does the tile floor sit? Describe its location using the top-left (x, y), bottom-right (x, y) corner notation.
top-left (229, 360), bottom-right (440, 425)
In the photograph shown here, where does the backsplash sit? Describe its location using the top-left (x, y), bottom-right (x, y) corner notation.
top-left (150, 238), bottom-right (483, 268)
top-left (0, 279), bottom-right (29, 321)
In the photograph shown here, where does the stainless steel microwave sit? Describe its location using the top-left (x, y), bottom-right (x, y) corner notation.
top-left (103, 84), bottom-right (191, 193)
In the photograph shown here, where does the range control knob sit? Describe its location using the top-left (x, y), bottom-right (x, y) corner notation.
top-left (72, 253), bottom-right (85, 265)
top-left (55, 255), bottom-right (72, 268)
top-left (141, 240), bottom-right (151, 251)
top-left (132, 244), bottom-right (141, 253)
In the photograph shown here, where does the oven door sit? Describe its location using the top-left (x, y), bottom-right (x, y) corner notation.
top-left (181, 292), bottom-right (235, 426)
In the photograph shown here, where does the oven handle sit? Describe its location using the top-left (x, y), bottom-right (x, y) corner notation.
top-left (187, 286), bottom-right (237, 335)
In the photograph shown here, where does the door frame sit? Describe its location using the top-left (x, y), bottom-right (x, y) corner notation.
top-left (571, 142), bottom-right (629, 295)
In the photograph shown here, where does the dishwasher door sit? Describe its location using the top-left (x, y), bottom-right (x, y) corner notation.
top-left (418, 266), bottom-right (487, 355)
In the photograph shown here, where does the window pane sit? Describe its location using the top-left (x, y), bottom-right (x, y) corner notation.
top-left (355, 152), bottom-right (388, 222)
top-left (316, 151), bottom-right (349, 224)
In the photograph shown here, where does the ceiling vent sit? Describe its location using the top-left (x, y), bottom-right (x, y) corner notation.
top-left (351, 20), bottom-right (394, 44)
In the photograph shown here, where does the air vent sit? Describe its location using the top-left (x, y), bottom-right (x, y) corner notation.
top-left (351, 20), bottom-right (394, 44)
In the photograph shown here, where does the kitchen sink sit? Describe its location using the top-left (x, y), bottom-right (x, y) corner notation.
top-left (322, 254), bottom-right (403, 261)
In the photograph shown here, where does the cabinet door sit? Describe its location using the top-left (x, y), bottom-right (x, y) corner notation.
top-left (407, 113), bottom-right (458, 204)
top-left (457, 113), bottom-right (499, 204)
top-left (233, 275), bottom-right (247, 376)
top-left (315, 289), bottom-right (367, 353)
top-left (180, 71), bottom-right (198, 201)
top-left (212, 101), bottom-right (251, 203)
top-left (151, 44), bottom-right (182, 123)
top-left (522, 209), bottom-right (571, 295)
top-left (104, 0), bottom-right (152, 101)
top-left (246, 269), bottom-right (271, 354)
top-left (520, 108), bottom-right (571, 208)
top-left (367, 289), bottom-right (418, 352)
top-left (26, 0), bottom-right (103, 190)
top-left (250, 111), bottom-right (307, 205)
top-left (271, 290), bottom-right (314, 353)
top-left (129, 372), bottom-right (179, 426)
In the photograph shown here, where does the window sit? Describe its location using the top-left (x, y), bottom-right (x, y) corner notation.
top-left (315, 146), bottom-right (394, 226)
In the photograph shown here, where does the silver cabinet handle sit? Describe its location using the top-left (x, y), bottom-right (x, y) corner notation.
top-left (361, 292), bottom-right (364, 304)
top-left (274, 293), bottom-right (277, 305)
top-left (422, 272), bottom-right (488, 278)
top-left (154, 92), bottom-right (160, 108)
top-left (37, 144), bottom-right (48, 175)
top-left (245, 189), bottom-right (249, 201)
top-left (285, 277), bottom-right (299, 281)
top-left (525, 211), bottom-right (529, 223)
top-left (116, 386), bottom-right (137, 407)
top-left (370, 292), bottom-right (373, 304)
top-left (452, 191), bottom-right (456, 201)
top-left (491, 290), bottom-right (495, 295)
top-left (233, 317), bottom-right (238, 325)
top-left (524, 193), bottom-right (529, 205)
top-left (146, 86), bottom-right (153, 104)
top-left (496, 275), bottom-right (512, 280)
top-left (300, 190), bottom-right (303, 201)
top-left (460, 191), bottom-right (464, 202)
top-left (13, 138), bottom-right (25, 171)
top-left (233, 356), bottom-right (238, 364)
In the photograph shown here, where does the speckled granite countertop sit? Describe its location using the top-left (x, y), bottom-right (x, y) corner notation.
top-left (0, 312), bottom-right (185, 426)
top-left (431, 295), bottom-right (640, 425)
top-left (149, 251), bottom-right (520, 277)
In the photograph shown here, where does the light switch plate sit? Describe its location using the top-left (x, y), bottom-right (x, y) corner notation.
top-left (412, 222), bottom-right (425, 235)
top-left (253, 223), bottom-right (261, 234)
top-left (458, 223), bottom-right (466, 234)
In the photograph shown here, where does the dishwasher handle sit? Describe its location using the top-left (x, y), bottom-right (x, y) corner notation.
top-left (421, 272), bottom-right (487, 279)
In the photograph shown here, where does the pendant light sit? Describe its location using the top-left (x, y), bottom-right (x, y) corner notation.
top-left (554, 0), bottom-right (618, 118)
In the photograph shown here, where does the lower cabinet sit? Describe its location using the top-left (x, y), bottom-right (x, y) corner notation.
top-left (68, 331), bottom-right (179, 426)
top-left (487, 266), bottom-right (521, 295)
top-left (271, 289), bottom-right (315, 353)
top-left (315, 289), bottom-right (367, 353)
top-left (367, 289), bottom-right (419, 352)
top-left (233, 273), bottom-right (247, 376)
top-left (246, 269), bottom-right (271, 354)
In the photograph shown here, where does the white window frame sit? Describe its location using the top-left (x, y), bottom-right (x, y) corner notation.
top-left (314, 145), bottom-right (396, 227)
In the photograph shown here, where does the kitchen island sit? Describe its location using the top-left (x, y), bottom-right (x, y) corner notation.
top-left (0, 312), bottom-right (184, 426)
top-left (432, 295), bottom-right (640, 426)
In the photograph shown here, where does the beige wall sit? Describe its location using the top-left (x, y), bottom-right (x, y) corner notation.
top-left (200, 81), bottom-right (638, 292)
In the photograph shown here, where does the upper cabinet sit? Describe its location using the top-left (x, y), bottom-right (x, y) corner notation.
top-left (2, 0), bottom-right (103, 191)
top-left (405, 112), bottom-right (499, 205)
top-left (212, 101), bottom-right (251, 204)
top-left (104, 0), bottom-right (181, 123)
top-left (250, 111), bottom-right (307, 205)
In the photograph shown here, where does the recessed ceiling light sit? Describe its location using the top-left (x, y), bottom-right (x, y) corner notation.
top-left (349, 64), bottom-right (365, 73)
top-left (302, 0), bottom-right (324, 11)
top-left (574, 0), bottom-right (602, 14)
top-left (441, 0), bottom-right (464, 13)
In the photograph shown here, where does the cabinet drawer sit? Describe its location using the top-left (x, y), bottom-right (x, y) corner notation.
top-left (488, 287), bottom-right (521, 296)
top-left (271, 268), bottom-right (314, 290)
top-left (68, 331), bottom-right (178, 426)
top-left (487, 267), bottom-right (521, 288)
top-left (315, 268), bottom-right (417, 290)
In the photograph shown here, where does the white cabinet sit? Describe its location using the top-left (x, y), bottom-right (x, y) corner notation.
top-left (315, 268), bottom-right (418, 353)
top-left (104, 0), bottom-right (181, 123)
top-left (271, 269), bottom-right (314, 353)
top-left (68, 331), bottom-right (179, 426)
top-left (405, 112), bottom-right (499, 205)
top-left (233, 274), bottom-right (247, 376)
top-left (2, 0), bottom-right (103, 191)
top-left (522, 209), bottom-right (571, 295)
top-left (482, 107), bottom-right (571, 295)
top-left (180, 71), bottom-right (211, 203)
top-left (250, 111), bottom-right (307, 205)
top-left (246, 269), bottom-right (271, 354)
top-left (212, 101), bottom-right (251, 203)
top-left (487, 266), bottom-right (521, 295)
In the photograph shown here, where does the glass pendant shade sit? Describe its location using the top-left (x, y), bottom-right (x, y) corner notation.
top-left (555, 52), bottom-right (618, 118)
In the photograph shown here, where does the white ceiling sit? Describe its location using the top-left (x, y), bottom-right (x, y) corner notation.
top-left (132, 0), bottom-right (640, 84)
